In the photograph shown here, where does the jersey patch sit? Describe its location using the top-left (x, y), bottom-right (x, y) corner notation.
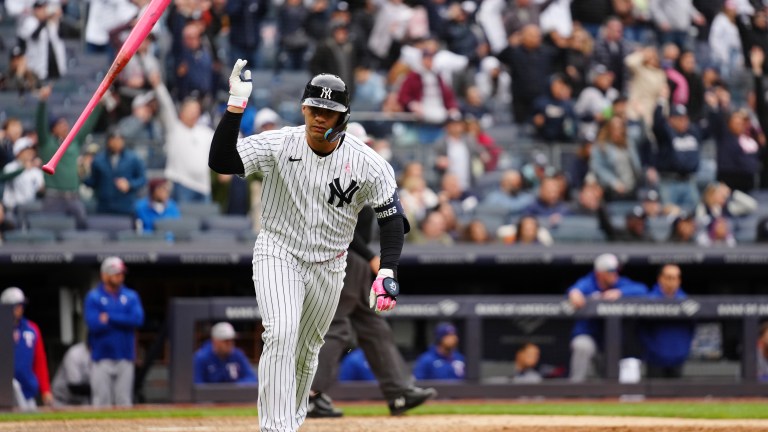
top-left (374, 190), bottom-right (410, 233)
top-left (328, 178), bottom-right (360, 208)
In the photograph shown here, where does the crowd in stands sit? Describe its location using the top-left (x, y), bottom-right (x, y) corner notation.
top-left (1, 0), bottom-right (768, 247)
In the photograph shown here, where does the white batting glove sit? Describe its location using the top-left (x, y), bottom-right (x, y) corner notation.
top-left (228, 59), bottom-right (252, 109)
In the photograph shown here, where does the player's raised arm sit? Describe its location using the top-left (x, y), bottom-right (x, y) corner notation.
top-left (209, 59), bottom-right (252, 175)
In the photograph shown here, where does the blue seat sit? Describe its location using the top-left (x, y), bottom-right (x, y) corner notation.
top-left (203, 215), bottom-right (252, 233)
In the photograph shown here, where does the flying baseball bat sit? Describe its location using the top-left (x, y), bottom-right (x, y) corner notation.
top-left (42, 0), bottom-right (171, 175)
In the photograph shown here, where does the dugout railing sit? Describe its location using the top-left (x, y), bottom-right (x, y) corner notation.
top-left (167, 296), bottom-right (768, 404)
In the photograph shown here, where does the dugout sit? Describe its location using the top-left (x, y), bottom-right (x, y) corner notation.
top-left (1, 243), bottom-right (768, 406)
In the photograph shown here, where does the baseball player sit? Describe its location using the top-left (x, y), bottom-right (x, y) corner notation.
top-left (209, 60), bottom-right (408, 432)
top-left (308, 204), bottom-right (436, 417)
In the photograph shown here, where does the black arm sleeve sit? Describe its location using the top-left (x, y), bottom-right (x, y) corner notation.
top-left (378, 216), bottom-right (405, 279)
top-left (209, 111), bottom-right (245, 175)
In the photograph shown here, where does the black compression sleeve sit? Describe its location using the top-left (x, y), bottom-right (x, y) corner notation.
top-left (349, 232), bottom-right (376, 261)
top-left (209, 111), bottom-right (245, 175)
top-left (379, 216), bottom-right (405, 279)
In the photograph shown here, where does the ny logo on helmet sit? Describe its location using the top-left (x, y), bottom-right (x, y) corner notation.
top-left (320, 87), bottom-right (333, 99)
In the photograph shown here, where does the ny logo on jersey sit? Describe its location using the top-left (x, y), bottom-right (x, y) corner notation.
top-left (328, 178), bottom-right (360, 208)
top-left (320, 87), bottom-right (333, 99)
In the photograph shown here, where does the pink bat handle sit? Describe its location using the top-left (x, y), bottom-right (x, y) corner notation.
top-left (43, 0), bottom-right (171, 175)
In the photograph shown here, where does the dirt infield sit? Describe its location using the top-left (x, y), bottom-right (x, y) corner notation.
top-left (2, 415), bottom-right (768, 432)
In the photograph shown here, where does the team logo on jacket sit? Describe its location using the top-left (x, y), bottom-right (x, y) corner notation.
top-left (328, 178), bottom-right (360, 208)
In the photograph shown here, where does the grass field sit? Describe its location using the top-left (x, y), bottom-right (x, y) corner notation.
top-left (2, 400), bottom-right (768, 422)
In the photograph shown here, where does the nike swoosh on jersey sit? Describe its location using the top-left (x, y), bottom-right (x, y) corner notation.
top-left (289, 156), bottom-right (302, 162)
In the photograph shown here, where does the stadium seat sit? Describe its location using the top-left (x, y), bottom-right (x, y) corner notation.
top-left (26, 214), bottom-right (76, 235)
top-left (115, 230), bottom-right (166, 243)
top-left (734, 216), bottom-right (759, 243)
top-left (189, 231), bottom-right (238, 244)
top-left (3, 229), bottom-right (57, 245)
top-left (203, 215), bottom-right (252, 233)
top-left (179, 202), bottom-right (222, 218)
top-left (550, 216), bottom-right (604, 243)
top-left (154, 218), bottom-right (202, 242)
top-left (86, 215), bottom-right (136, 239)
top-left (59, 230), bottom-right (108, 245)
top-left (472, 204), bottom-right (509, 235)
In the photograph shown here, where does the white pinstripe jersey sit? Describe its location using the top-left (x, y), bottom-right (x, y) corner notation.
top-left (236, 126), bottom-right (397, 263)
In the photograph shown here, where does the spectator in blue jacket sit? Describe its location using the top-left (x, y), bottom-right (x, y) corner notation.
top-left (84, 131), bottom-right (147, 215)
top-left (567, 253), bottom-right (648, 382)
top-left (413, 323), bottom-right (466, 380)
top-left (338, 348), bottom-right (376, 382)
top-left (652, 103), bottom-right (702, 209)
top-left (85, 257), bottom-right (144, 407)
top-left (639, 264), bottom-right (694, 378)
top-left (525, 176), bottom-right (571, 227)
top-left (194, 322), bottom-right (257, 384)
top-left (176, 23), bottom-right (214, 101)
top-left (135, 178), bottom-right (181, 232)
top-left (2, 287), bottom-right (52, 410)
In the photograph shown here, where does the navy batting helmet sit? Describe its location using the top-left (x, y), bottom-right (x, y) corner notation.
top-left (301, 74), bottom-right (350, 142)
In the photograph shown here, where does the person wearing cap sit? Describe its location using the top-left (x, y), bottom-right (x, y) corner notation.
top-left (2, 136), bottom-right (44, 213)
top-left (1, 45), bottom-right (40, 93)
top-left (652, 100), bottom-right (702, 209)
top-left (532, 74), bottom-right (578, 143)
top-left (116, 91), bottom-right (159, 142)
top-left (567, 253), bottom-right (647, 382)
top-left (1, 286), bottom-right (53, 410)
top-left (134, 178), bottom-right (181, 232)
top-left (413, 323), bottom-right (466, 380)
top-left (36, 84), bottom-right (103, 229)
top-left (397, 38), bottom-right (461, 128)
top-left (193, 322), bottom-right (257, 384)
top-left (575, 64), bottom-right (619, 142)
top-left (18, 0), bottom-right (67, 81)
top-left (638, 264), bottom-right (695, 378)
top-left (84, 257), bottom-right (144, 406)
top-left (597, 203), bottom-right (654, 243)
top-left (83, 131), bottom-right (147, 215)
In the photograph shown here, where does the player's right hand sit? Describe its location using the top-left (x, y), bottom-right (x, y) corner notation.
top-left (228, 59), bottom-right (252, 109)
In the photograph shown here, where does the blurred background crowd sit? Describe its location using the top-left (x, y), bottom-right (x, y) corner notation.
top-left (1, 0), bottom-right (768, 247)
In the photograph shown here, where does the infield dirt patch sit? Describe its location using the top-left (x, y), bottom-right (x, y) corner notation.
top-left (2, 415), bottom-right (768, 431)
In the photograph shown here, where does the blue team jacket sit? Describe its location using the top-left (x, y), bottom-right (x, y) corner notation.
top-left (14, 318), bottom-right (44, 399)
top-left (339, 348), bottom-right (376, 382)
top-left (85, 284), bottom-right (144, 362)
top-left (193, 341), bottom-right (257, 384)
top-left (413, 346), bottom-right (466, 380)
top-left (568, 272), bottom-right (648, 342)
top-left (638, 284), bottom-right (695, 367)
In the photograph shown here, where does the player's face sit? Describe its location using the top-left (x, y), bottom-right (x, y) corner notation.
top-left (302, 105), bottom-right (341, 142)
top-left (212, 338), bottom-right (235, 358)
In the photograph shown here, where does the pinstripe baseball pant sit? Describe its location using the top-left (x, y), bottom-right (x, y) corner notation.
top-left (253, 252), bottom-right (346, 432)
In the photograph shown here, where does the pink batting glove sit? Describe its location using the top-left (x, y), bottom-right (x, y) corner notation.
top-left (369, 269), bottom-right (399, 312)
